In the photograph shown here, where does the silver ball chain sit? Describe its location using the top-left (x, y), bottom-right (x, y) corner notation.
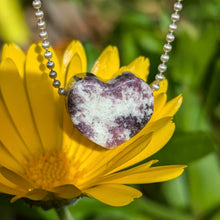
top-left (32, 0), bottom-right (183, 94)
top-left (152, 0), bottom-right (183, 91)
top-left (32, 0), bottom-right (67, 95)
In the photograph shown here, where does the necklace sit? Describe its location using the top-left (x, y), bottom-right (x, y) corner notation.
top-left (32, 0), bottom-right (183, 149)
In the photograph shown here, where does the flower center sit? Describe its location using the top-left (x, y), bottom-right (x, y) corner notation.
top-left (25, 151), bottom-right (84, 190)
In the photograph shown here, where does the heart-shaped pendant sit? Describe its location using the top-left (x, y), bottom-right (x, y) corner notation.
top-left (67, 72), bottom-right (154, 149)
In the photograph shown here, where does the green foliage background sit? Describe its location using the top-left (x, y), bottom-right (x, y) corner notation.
top-left (0, 0), bottom-right (220, 219)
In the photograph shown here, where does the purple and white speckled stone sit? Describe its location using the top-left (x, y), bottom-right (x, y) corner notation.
top-left (68, 72), bottom-right (154, 149)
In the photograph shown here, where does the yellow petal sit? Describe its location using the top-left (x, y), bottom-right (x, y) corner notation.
top-left (0, 167), bottom-right (33, 190)
top-left (62, 40), bottom-right (87, 86)
top-left (122, 160), bottom-right (159, 173)
top-left (84, 184), bottom-right (142, 207)
top-left (151, 78), bottom-right (168, 96)
top-left (62, 101), bottom-right (97, 161)
top-left (83, 134), bottom-right (152, 182)
top-left (104, 134), bottom-right (152, 174)
top-left (114, 120), bottom-right (175, 171)
top-left (117, 56), bottom-right (150, 81)
top-left (159, 94), bottom-right (183, 118)
top-left (0, 172), bottom-right (23, 190)
top-left (0, 141), bottom-right (24, 174)
top-left (0, 59), bottom-right (43, 155)
top-left (144, 121), bottom-right (175, 159)
top-left (88, 160), bottom-right (158, 186)
top-left (11, 189), bottom-right (48, 203)
top-left (0, 95), bottom-right (30, 164)
top-left (139, 117), bottom-right (173, 137)
top-left (91, 46), bottom-right (120, 81)
top-left (73, 143), bottom-right (105, 173)
top-left (0, 182), bottom-right (24, 196)
top-left (150, 93), bottom-right (167, 121)
top-left (116, 160), bottom-right (159, 176)
top-left (73, 124), bottom-right (109, 164)
top-left (110, 160), bottom-right (159, 179)
top-left (25, 189), bottom-right (48, 201)
top-left (62, 119), bottom-right (95, 161)
top-left (82, 128), bottom-right (153, 177)
top-left (25, 43), bottom-right (62, 152)
top-left (52, 184), bottom-right (82, 199)
top-left (61, 108), bottom-right (77, 156)
top-left (1, 43), bottom-right (25, 78)
top-left (98, 165), bottom-right (186, 184)
top-left (76, 141), bottom-right (99, 167)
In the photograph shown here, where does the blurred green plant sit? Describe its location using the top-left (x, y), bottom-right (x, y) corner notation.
top-left (0, 0), bottom-right (30, 46)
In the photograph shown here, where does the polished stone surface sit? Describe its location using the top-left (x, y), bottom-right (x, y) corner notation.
top-left (68, 72), bottom-right (154, 148)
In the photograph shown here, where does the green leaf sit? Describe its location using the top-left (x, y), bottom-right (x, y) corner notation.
top-left (188, 153), bottom-right (220, 214)
top-left (121, 32), bottom-right (139, 65)
top-left (149, 131), bottom-right (215, 165)
top-left (70, 197), bottom-right (195, 220)
top-left (162, 174), bottom-right (190, 210)
top-left (205, 59), bottom-right (220, 114)
top-left (214, 103), bottom-right (220, 121)
top-left (171, 23), bottom-right (219, 90)
top-left (138, 197), bottom-right (196, 220)
top-left (210, 210), bottom-right (220, 220)
top-left (69, 197), bottom-right (151, 220)
top-left (121, 12), bottom-right (152, 28)
top-left (135, 29), bottom-right (162, 54)
top-left (0, 198), bottom-right (59, 220)
top-left (84, 41), bottom-right (99, 72)
top-left (175, 88), bottom-right (211, 132)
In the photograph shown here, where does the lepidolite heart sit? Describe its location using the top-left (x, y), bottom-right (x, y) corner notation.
top-left (67, 72), bottom-right (154, 149)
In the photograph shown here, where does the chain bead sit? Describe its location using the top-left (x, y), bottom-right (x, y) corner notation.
top-left (53, 80), bottom-right (61, 88)
top-left (33, 0), bottom-right (67, 96)
top-left (169, 23), bottom-right (177, 32)
top-left (171, 13), bottom-right (180, 22)
top-left (39, 30), bottom-right (48, 39)
top-left (158, 64), bottom-right (167, 72)
top-left (152, 83), bottom-right (160, 91)
top-left (44, 51), bottom-right (52, 59)
top-left (166, 33), bottom-right (175, 42)
top-left (156, 74), bottom-right (164, 81)
top-left (174, 2), bottom-right (183, 11)
top-left (47, 61), bottom-right (55, 69)
top-left (42, 41), bottom-right (50, 49)
top-left (160, 54), bottom-right (169, 62)
top-left (152, 0), bottom-right (183, 91)
top-left (35, 10), bottom-right (44, 19)
top-left (37, 20), bottom-right (46, 29)
top-left (58, 88), bottom-right (67, 95)
top-left (32, 0), bottom-right (41, 9)
top-left (49, 70), bottom-right (57, 79)
top-left (163, 44), bottom-right (172, 52)
top-left (33, 1), bottom-right (183, 94)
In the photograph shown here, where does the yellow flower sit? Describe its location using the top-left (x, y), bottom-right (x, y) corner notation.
top-left (0, 41), bottom-right (186, 207)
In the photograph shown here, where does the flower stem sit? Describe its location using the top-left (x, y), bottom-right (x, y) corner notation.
top-left (55, 206), bottom-right (74, 220)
